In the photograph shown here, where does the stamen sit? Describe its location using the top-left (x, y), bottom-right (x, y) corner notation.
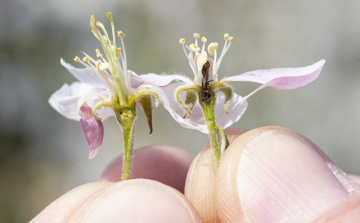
top-left (208, 42), bottom-right (218, 55)
top-left (179, 38), bottom-right (185, 45)
top-left (193, 33), bottom-right (200, 39)
top-left (224, 33), bottom-right (229, 40)
top-left (95, 49), bottom-right (103, 57)
top-left (117, 31), bottom-right (125, 38)
top-left (197, 51), bottom-right (208, 65)
top-left (228, 36), bottom-right (234, 42)
top-left (74, 56), bottom-right (80, 62)
top-left (190, 43), bottom-right (200, 52)
top-left (103, 35), bottom-right (109, 43)
top-left (95, 60), bottom-right (102, 68)
top-left (201, 37), bottom-right (207, 43)
top-left (99, 62), bottom-right (110, 71)
top-left (111, 45), bottom-right (121, 59)
top-left (82, 56), bottom-right (91, 62)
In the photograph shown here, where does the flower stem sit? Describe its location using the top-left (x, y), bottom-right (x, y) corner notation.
top-left (199, 92), bottom-right (222, 165)
top-left (116, 107), bottom-right (136, 180)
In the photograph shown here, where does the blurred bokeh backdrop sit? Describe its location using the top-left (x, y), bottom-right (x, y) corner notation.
top-left (1, 0), bottom-right (360, 222)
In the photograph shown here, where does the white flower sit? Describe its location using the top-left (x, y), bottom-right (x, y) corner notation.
top-left (48, 13), bottom-right (186, 159)
top-left (157, 33), bottom-right (325, 134)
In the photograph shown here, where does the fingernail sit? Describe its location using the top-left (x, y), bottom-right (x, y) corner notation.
top-left (69, 179), bottom-right (201, 223)
top-left (216, 127), bottom-right (354, 223)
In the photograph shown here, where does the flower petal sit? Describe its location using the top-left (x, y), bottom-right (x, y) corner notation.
top-left (221, 59), bottom-right (325, 99)
top-left (49, 82), bottom-right (113, 120)
top-left (61, 58), bottom-right (109, 89)
top-left (132, 72), bottom-right (193, 87)
top-left (162, 83), bottom-right (248, 133)
top-left (79, 104), bottom-right (104, 159)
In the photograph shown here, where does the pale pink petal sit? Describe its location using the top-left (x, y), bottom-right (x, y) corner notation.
top-left (161, 83), bottom-right (248, 134)
top-left (61, 59), bottom-right (109, 89)
top-left (221, 59), bottom-right (325, 99)
top-left (49, 82), bottom-right (113, 120)
top-left (131, 71), bottom-right (193, 88)
top-left (79, 104), bottom-right (104, 159)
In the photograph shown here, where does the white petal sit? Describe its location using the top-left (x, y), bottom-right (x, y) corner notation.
top-left (221, 60), bottom-right (325, 100)
top-left (161, 83), bottom-right (248, 134)
top-left (49, 82), bottom-right (113, 121)
top-left (61, 58), bottom-right (108, 89)
top-left (136, 72), bottom-right (193, 86)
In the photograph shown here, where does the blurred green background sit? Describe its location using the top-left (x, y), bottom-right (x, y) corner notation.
top-left (1, 0), bottom-right (360, 222)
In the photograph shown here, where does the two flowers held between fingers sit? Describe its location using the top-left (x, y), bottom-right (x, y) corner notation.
top-left (49, 12), bottom-right (325, 180)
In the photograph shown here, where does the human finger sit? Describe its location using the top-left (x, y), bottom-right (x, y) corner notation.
top-left (184, 128), bottom-right (248, 223)
top-left (100, 145), bottom-right (193, 193)
top-left (69, 179), bottom-right (202, 223)
top-left (30, 182), bottom-right (113, 223)
top-left (216, 126), bottom-right (360, 223)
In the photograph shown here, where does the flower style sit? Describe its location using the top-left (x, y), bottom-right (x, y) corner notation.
top-left (49, 12), bottom-right (183, 180)
top-left (163, 33), bottom-right (325, 163)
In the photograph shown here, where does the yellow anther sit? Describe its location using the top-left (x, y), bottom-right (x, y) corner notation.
top-left (103, 35), bottom-right (109, 43)
top-left (95, 49), bottom-right (103, 58)
top-left (116, 48), bottom-right (121, 59)
top-left (208, 42), bottom-right (218, 55)
top-left (95, 60), bottom-right (102, 68)
top-left (117, 31), bottom-right (125, 38)
top-left (190, 43), bottom-right (200, 52)
top-left (193, 33), bottom-right (200, 39)
top-left (74, 56), bottom-right (80, 62)
top-left (179, 38), bottom-right (185, 45)
top-left (99, 62), bottom-right (110, 71)
top-left (201, 37), bottom-right (207, 43)
top-left (197, 51), bottom-right (208, 65)
top-left (228, 36), bottom-right (234, 42)
top-left (82, 57), bottom-right (91, 62)
top-left (224, 33), bottom-right (229, 40)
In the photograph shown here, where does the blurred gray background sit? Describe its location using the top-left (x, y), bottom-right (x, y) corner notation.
top-left (1, 0), bottom-right (360, 222)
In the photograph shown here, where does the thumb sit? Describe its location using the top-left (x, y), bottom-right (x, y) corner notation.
top-left (216, 126), bottom-right (360, 223)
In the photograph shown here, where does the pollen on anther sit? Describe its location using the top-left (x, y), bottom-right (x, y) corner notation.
top-left (99, 62), bottom-right (110, 71)
top-left (179, 38), bottom-right (185, 44)
top-left (190, 43), bottom-right (200, 52)
top-left (224, 33), bottom-right (229, 40)
top-left (117, 31), bottom-right (125, 38)
top-left (74, 56), bottom-right (80, 62)
top-left (95, 49), bottom-right (103, 57)
top-left (95, 60), bottom-right (102, 68)
top-left (228, 36), bottom-right (234, 42)
top-left (208, 42), bottom-right (218, 55)
top-left (82, 57), bottom-right (91, 62)
top-left (193, 33), bottom-right (200, 39)
top-left (201, 37), bottom-right (207, 43)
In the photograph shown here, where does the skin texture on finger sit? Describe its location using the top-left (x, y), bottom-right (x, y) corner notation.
top-left (69, 179), bottom-right (202, 223)
top-left (184, 129), bottom-right (248, 223)
top-left (30, 182), bottom-right (113, 223)
top-left (100, 145), bottom-right (193, 193)
top-left (215, 126), bottom-right (360, 223)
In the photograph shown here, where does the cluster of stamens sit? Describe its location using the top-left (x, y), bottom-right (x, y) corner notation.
top-left (179, 33), bottom-right (234, 85)
top-left (72, 12), bottom-right (133, 103)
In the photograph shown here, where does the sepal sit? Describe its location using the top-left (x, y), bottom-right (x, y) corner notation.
top-left (138, 94), bottom-right (154, 134)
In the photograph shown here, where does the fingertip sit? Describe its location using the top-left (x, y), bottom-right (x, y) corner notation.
top-left (30, 182), bottom-right (113, 223)
top-left (69, 179), bottom-right (202, 223)
top-left (216, 126), bottom-right (358, 222)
